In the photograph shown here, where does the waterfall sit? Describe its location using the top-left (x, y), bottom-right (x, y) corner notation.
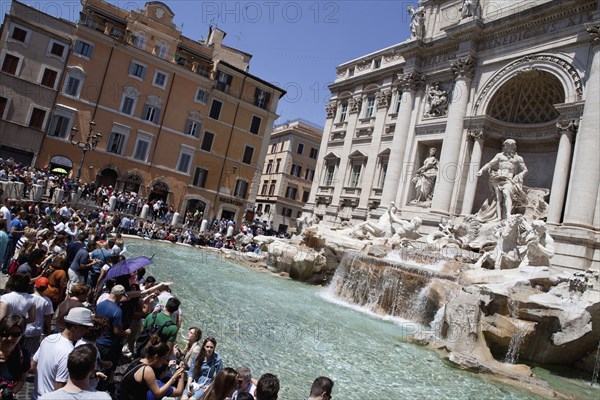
top-left (592, 340), bottom-right (600, 386)
top-left (504, 299), bottom-right (526, 364)
top-left (328, 252), bottom-right (448, 324)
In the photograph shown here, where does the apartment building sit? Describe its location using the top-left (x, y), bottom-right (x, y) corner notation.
top-left (254, 119), bottom-right (321, 233)
top-left (5, 0), bottom-right (285, 223)
top-left (0, 1), bottom-right (75, 164)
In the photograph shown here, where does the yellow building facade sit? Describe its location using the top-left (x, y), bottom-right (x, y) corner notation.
top-left (36, 0), bottom-right (284, 222)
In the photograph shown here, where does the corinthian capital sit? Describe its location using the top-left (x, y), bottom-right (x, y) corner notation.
top-left (325, 102), bottom-right (336, 119)
top-left (348, 96), bottom-right (362, 114)
top-left (376, 90), bottom-right (392, 109)
top-left (397, 72), bottom-right (426, 92)
top-left (451, 57), bottom-right (475, 80)
top-left (556, 119), bottom-right (579, 134)
top-left (587, 25), bottom-right (600, 47)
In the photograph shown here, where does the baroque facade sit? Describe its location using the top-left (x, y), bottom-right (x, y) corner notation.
top-left (305, 0), bottom-right (600, 271)
top-left (254, 119), bottom-right (322, 234)
top-left (1, 0), bottom-right (285, 224)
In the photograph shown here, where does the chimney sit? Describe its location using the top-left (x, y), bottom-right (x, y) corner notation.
top-left (207, 26), bottom-right (226, 47)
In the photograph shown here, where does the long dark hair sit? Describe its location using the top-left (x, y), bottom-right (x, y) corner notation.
top-left (193, 337), bottom-right (217, 378)
top-left (200, 367), bottom-right (238, 400)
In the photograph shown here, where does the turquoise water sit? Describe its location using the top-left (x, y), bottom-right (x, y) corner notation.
top-left (127, 239), bottom-right (549, 399)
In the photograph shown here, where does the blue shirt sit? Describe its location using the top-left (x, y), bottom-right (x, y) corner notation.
top-left (189, 353), bottom-right (223, 386)
top-left (95, 299), bottom-right (123, 347)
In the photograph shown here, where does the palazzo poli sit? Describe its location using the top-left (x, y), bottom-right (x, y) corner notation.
top-left (304, 0), bottom-right (600, 272)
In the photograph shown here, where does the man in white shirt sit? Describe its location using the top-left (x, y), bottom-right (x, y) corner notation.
top-left (39, 343), bottom-right (110, 400)
top-left (32, 307), bottom-right (93, 400)
top-left (0, 199), bottom-right (11, 228)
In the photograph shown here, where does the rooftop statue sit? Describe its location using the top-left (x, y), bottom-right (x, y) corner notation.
top-left (408, 2), bottom-right (425, 40)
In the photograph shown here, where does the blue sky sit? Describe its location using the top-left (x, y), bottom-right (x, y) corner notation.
top-left (2, 0), bottom-right (414, 127)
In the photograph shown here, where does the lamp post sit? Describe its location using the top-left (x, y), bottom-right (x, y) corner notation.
top-left (69, 120), bottom-right (102, 201)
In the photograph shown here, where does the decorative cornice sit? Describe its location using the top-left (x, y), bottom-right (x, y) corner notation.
top-left (587, 24), bottom-right (600, 47)
top-left (376, 90), bottom-right (392, 109)
top-left (398, 72), bottom-right (426, 92)
top-left (451, 57), bottom-right (475, 80)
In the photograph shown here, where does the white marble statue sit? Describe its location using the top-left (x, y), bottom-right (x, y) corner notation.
top-left (476, 139), bottom-right (528, 221)
top-left (411, 147), bottom-right (438, 204)
top-left (523, 220), bottom-right (554, 267)
top-left (459, 0), bottom-right (479, 19)
top-left (352, 202), bottom-right (408, 239)
top-left (408, 2), bottom-right (425, 40)
top-left (425, 82), bottom-right (448, 117)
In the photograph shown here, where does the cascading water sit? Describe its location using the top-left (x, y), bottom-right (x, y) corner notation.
top-left (329, 252), bottom-right (450, 325)
top-left (504, 298), bottom-right (526, 364)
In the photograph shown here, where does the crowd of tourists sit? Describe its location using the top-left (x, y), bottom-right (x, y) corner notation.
top-left (0, 194), bottom-right (335, 399)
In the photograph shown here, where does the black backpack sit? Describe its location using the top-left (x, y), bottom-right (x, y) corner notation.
top-left (134, 312), bottom-right (175, 357)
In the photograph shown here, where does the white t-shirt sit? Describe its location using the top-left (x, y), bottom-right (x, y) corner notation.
top-left (33, 333), bottom-right (75, 400)
top-left (39, 389), bottom-right (111, 399)
top-left (25, 294), bottom-right (54, 337)
top-left (0, 205), bottom-right (11, 227)
top-left (0, 291), bottom-right (35, 318)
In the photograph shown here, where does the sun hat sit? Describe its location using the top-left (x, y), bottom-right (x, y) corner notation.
top-left (111, 285), bottom-right (126, 296)
top-left (64, 307), bottom-right (94, 327)
top-left (35, 277), bottom-right (49, 289)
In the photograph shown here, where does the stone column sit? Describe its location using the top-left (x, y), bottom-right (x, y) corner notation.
top-left (379, 72), bottom-right (425, 208)
top-left (430, 57), bottom-right (475, 216)
top-left (460, 130), bottom-right (485, 216)
top-left (547, 120), bottom-right (577, 225)
top-left (329, 95), bottom-right (362, 214)
top-left (305, 102), bottom-right (336, 215)
top-left (563, 25), bottom-right (600, 228)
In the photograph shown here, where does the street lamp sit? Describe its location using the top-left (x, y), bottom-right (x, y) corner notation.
top-left (70, 120), bottom-right (102, 199)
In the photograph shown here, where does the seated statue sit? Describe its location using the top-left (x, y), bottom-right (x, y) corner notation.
top-left (473, 214), bottom-right (529, 270)
top-left (523, 220), bottom-right (554, 267)
top-left (425, 83), bottom-right (448, 117)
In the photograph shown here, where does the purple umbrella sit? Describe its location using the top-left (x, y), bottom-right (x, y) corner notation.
top-left (105, 256), bottom-right (154, 280)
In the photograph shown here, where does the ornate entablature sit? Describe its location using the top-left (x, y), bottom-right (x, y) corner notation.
top-left (473, 55), bottom-right (583, 116)
top-left (477, 5), bottom-right (596, 53)
top-left (414, 122), bottom-right (447, 136)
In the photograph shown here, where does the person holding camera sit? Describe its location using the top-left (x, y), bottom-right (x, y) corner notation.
top-left (0, 315), bottom-right (30, 400)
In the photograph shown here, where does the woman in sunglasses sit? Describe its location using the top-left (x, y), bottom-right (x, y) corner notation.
top-left (0, 315), bottom-right (30, 397)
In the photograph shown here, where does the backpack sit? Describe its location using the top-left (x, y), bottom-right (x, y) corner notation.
top-left (134, 312), bottom-right (175, 357)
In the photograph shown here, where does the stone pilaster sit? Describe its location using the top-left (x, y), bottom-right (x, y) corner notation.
top-left (378, 72), bottom-right (425, 209)
top-left (430, 57), bottom-right (475, 215)
top-left (563, 25), bottom-right (600, 228)
top-left (358, 89), bottom-right (391, 212)
top-left (460, 130), bottom-right (485, 216)
top-left (547, 120), bottom-right (577, 225)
